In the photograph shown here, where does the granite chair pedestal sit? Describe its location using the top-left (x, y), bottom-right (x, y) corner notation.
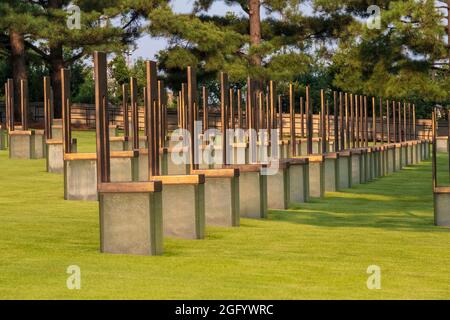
top-left (99, 181), bottom-right (163, 256)
top-left (191, 169), bottom-right (240, 227)
top-left (434, 188), bottom-right (450, 227)
top-left (337, 150), bottom-right (352, 189)
top-left (153, 175), bottom-right (206, 239)
top-left (9, 130), bottom-right (46, 159)
top-left (64, 151), bottom-right (140, 201)
top-left (324, 153), bottom-right (339, 192)
top-left (226, 164), bottom-right (268, 219)
top-left (46, 138), bottom-right (77, 173)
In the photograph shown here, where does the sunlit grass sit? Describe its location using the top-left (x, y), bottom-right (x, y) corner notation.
top-left (0, 135), bottom-right (449, 299)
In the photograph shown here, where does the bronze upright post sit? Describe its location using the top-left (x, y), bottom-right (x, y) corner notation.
top-left (4, 82), bottom-right (8, 130)
top-left (278, 94), bottom-right (283, 140)
top-left (6, 79), bottom-right (14, 131)
top-left (143, 88), bottom-right (148, 135)
top-left (247, 78), bottom-right (256, 163)
top-left (122, 84), bottom-right (130, 140)
top-left (333, 91), bottom-right (339, 151)
top-left (386, 100), bottom-right (390, 143)
top-left (403, 102), bottom-right (407, 142)
top-left (246, 84), bottom-right (250, 130)
top-left (20, 79), bottom-right (28, 131)
top-left (237, 89), bottom-right (242, 129)
top-left (320, 89), bottom-right (326, 153)
top-left (392, 101), bottom-right (397, 143)
top-left (259, 92), bottom-right (265, 131)
top-left (94, 51), bottom-right (111, 184)
top-left (350, 93), bottom-right (355, 148)
top-left (61, 69), bottom-right (72, 154)
top-left (202, 86), bottom-right (208, 132)
top-left (398, 102), bottom-right (401, 142)
top-left (306, 85), bottom-right (313, 155)
top-left (380, 97), bottom-right (384, 144)
top-left (408, 103), bottom-right (412, 141)
top-left (130, 77), bottom-right (139, 150)
top-left (432, 109), bottom-right (437, 189)
top-left (355, 95), bottom-right (360, 148)
top-left (229, 88), bottom-right (235, 130)
top-left (146, 61), bottom-right (159, 178)
top-left (221, 72), bottom-right (230, 165)
top-left (264, 91), bottom-right (268, 130)
top-left (372, 97), bottom-right (376, 144)
top-left (182, 83), bottom-right (188, 131)
top-left (360, 95), bottom-right (364, 147)
top-left (345, 93), bottom-right (349, 149)
top-left (44, 76), bottom-right (52, 140)
top-left (158, 80), bottom-right (165, 147)
top-left (177, 93), bottom-right (181, 128)
top-left (269, 81), bottom-right (276, 142)
top-left (326, 99), bottom-right (330, 149)
top-left (187, 66), bottom-right (198, 170)
top-left (246, 78), bottom-right (253, 132)
top-left (300, 96), bottom-right (304, 138)
top-left (364, 96), bottom-right (368, 147)
top-left (289, 83), bottom-right (296, 156)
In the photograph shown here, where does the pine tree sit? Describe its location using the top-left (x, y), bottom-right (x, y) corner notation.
top-left (327, 0), bottom-right (448, 113)
top-left (1, 0), bottom-right (168, 118)
top-left (148, 0), bottom-right (352, 90)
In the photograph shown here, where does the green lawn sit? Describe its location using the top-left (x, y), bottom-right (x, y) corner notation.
top-left (0, 137), bottom-right (449, 299)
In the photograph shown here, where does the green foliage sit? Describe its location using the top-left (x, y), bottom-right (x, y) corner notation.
top-left (72, 66), bottom-right (95, 104)
top-left (330, 0), bottom-right (449, 116)
top-left (149, 0), bottom-right (349, 92)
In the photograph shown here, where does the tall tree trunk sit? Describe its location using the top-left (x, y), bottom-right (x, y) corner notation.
top-left (48, 0), bottom-right (64, 119)
top-left (248, 0), bottom-right (262, 66)
top-left (49, 45), bottom-right (64, 119)
top-left (9, 29), bottom-right (27, 120)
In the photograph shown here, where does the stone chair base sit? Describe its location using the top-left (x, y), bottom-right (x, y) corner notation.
top-left (64, 151), bottom-right (139, 201)
top-left (99, 181), bottom-right (163, 256)
top-left (434, 187), bottom-right (450, 227)
top-left (110, 137), bottom-right (129, 152)
top-left (305, 155), bottom-right (325, 198)
top-left (225, 164), bottom-right (268, 219)
top-left (46, 138), bottom-right (77, 174)
top-left (337, 151), bottom-right (352, 189)
top-left (9, 130), bottom-right (46, 159)
top-left (351, 150), bottom-right (363, 185)
top-left (324, 153), bottom-right (339, 192)
top-left (138, 149), bottom-right (189, 180)
top-left (153, 175), bottom-right (206, 239)
top-left (191, 169), bottom-right (240, 227)
top-left (267, 158), bottom-right (310, 209)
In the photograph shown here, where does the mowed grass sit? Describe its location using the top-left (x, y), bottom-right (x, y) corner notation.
top-left (0, 133), bottom-right (450, 299)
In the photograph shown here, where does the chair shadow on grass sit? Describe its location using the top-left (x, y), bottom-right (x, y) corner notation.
top-left (268, 161), bottom-right (450, 234)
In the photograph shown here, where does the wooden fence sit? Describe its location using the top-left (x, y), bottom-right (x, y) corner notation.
top-left (0, 102), bottom-right (433, 140)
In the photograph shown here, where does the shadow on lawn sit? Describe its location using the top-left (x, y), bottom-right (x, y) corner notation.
top-left (269, 161), bottom-right (450, 234)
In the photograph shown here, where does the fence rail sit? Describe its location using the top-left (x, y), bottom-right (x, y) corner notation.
top-left (0, 102), bottom-right (433, 139)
